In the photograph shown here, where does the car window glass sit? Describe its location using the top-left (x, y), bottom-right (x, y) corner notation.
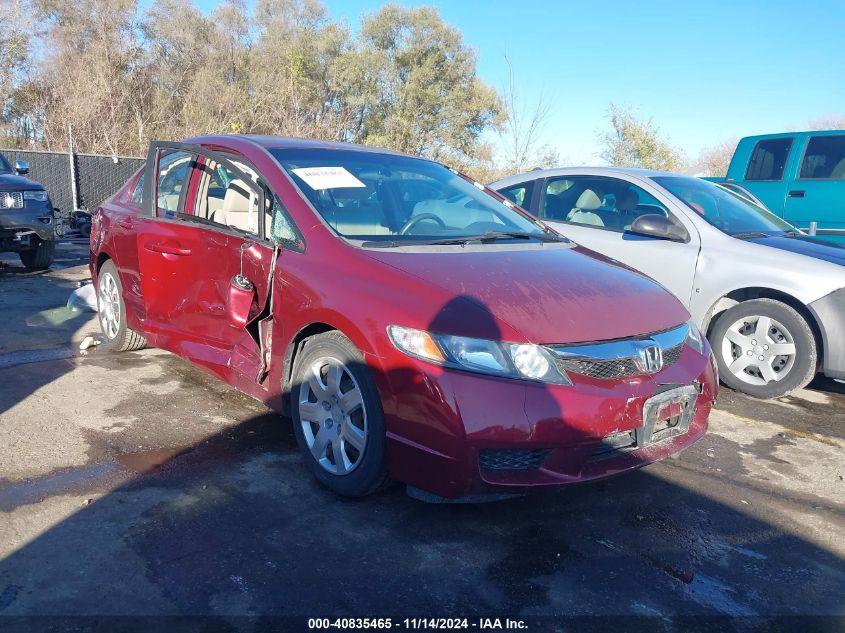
top-left (157, 150), bottom-right (193, 213)
top-left (799, 135), bottom-right (845, 180)
top-left (271, 148), bottom-right (544, 243)
top-left (0, 153), bottom-right (11, 174)
top-left (655, 176), bottom-right (795, 236)
top-left (194, 158), bottom-right (260, 235)
top-left (541, 178), bottom-right (579, 220)
top-left (129, 172), bottom-right (145, 205)
top-left (745, 138), bottom-right (792, 181)
top-left (546, 176), bottom-right (670, 233)
top-left (499, 182), bottom-right (533, 208)
top-left (268, 193), bottom-right (304, 250)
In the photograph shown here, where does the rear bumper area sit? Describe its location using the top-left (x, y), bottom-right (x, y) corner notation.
top-left (382, 344), bottom-right (716, 499)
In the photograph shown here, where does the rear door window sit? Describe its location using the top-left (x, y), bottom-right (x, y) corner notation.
top-left (498, 182), bottom-right (534, 209)
top-left (541, 178), bottom-right (577, 220)
top-left (156, 150), bottom-right (193, 213)
top-left (799, 135), bottom-right (845, 180)
top-left (745, 138), bottom-right (793, 181)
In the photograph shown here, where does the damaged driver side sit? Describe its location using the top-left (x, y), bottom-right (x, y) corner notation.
top-left (131, 142), bottom-right (291, 388)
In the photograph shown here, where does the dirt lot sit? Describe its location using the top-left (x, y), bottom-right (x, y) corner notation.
top-left (0, 243), bottom-right (843, 624)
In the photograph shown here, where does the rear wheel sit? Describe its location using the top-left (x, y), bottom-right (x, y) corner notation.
top-left (711, 298), bottom-right (816, 399)
top-left (290, 331), bottom-right (388, 496)
top-left (19, 238), bottom-right (55, 270)
top-left (97, 260), bottom-right (147, 352)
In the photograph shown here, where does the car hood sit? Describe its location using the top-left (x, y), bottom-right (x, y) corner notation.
top-left (743, 234), bottom-right (845, 266)
top-left (0, 174), bottom-right (42, 191)
top-left (362, 244), bottom-right (690, 344)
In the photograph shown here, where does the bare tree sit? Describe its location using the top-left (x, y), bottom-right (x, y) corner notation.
top-left (809, 114), bottom-right (845, 130)
top-left (497, 54), bottom-right (559, 174)
top-left (2, 0), bottom-right (502, 173)
top-left (694, 138), bottom-right (738, 177)
top-left (0, 0), bottom-right (34, 144)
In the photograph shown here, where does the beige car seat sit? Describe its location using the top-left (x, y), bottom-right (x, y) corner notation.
top-left (411, 198), bottom-right (496, 230)
top-left (616, 189), bottom-right (640, 230)
top-left (207, 196), bottom-right (225, 223)
top-left (223, 180), bottom-right (257, 233)
top-left (566, 189), bottom-right (605, 226)
top-left (320, 186), bottom-right (391, 235)
top-left (158, 184), bottom-right (181, 212)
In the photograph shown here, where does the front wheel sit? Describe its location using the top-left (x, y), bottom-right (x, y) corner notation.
top-left (97, 260), bottom-right (147, 352)
top-left (19, 238), bottom-right (55, 270)
top-left (711, 298), bottom-right (816, 399)
top-left (290, 331), bottom-right (388, 497)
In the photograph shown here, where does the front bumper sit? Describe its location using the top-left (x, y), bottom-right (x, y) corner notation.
top-left (0, 201), bottom-right (55, 248)
top-left (808, 287), bottom-right (845, 379)
top-left (378, 342), bottom-right (716, 499)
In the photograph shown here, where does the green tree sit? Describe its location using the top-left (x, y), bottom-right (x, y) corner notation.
top-left (598, 103), bottom-right (684, 171)
top-left (1, 0), bottom-right (504, 172)
top-left (354, 5), bottom-right (501, 169)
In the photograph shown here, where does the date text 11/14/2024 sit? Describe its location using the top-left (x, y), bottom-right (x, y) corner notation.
top-left (307, 618), bottom-right (528, 630)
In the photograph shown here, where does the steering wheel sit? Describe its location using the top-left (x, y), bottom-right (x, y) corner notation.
top-left (399, 213), bottom-right (447, 235)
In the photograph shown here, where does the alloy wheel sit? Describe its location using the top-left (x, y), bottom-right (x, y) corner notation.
top-left (720, 315), bottom-right (797, 386)
top-left (98, 272), bottom-right (121, 340)
top-left (298, 357), bottom-right (367, 475)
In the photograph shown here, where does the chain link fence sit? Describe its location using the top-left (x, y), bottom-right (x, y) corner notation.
top-left (0, 148), bottom-right (144, 212)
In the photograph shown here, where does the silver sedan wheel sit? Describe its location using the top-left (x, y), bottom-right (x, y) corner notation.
top-left (98, 272), bottom-right (121, 340)
top-left (720, 315), bottom-right (797, 386)
top-left (298, 357), bottom-right (367, 475)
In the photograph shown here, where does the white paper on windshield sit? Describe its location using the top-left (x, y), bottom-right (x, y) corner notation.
top-left (291, 166), bottom-right (365, 190)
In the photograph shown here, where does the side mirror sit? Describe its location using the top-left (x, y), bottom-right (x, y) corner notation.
top-left (629, 214), bottom-right (688, 243)
top-left (14, 160), bottom-right (29, 176)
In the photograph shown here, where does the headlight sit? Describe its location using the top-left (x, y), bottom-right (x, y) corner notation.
top-left (388, 325), bottom-right (571, 385)
top-left (386, 326), bottom-right (445, 363)
top-left (23, 190), bottom-right (49, 202)
top-left (685, 319), bottom-right (705, 354)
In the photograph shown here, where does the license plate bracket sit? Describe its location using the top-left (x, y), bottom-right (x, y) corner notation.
top-left (636, 385), bottom-right (698, 447)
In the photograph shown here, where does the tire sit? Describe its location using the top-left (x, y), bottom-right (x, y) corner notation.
top-left (290, 331), bottom-right (388, 497)
top-left (19, 239), bottom-right (55, 270)
top-left (711, 298), bottom-right (816, 399)
top-left (97, 260), bottom-right (147, 352)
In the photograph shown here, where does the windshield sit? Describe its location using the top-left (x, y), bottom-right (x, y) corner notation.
top-left (0, 154), bottom-right (11, 174)
top-left (270, 148), bottom-right (549, 245)
top-left (654, 176), bottom-right (796, 236)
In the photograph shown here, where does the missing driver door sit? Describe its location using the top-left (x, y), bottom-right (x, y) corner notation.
top-left (138, 142), bottom-right (277, 384)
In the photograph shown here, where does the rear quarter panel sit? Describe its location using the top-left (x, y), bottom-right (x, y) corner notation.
top-left (90, 170), bottom-right (146, 328)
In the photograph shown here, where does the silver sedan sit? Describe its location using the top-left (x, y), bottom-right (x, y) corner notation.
top-left (490, 167), bottom-right (845, 399)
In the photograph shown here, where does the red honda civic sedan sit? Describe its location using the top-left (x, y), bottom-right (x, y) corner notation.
top-left (90, 135), bottom-right (717, 500)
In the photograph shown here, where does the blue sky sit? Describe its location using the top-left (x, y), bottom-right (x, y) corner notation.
top-left (192, 0), bottom-right (845, 164)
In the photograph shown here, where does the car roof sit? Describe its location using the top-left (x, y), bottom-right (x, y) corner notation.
top-left (739, 130), bottom-right (845, 142)
top-left (489, 166), bottom-right (689, 188)
top-left (186, 134), bottom-right (418, 159)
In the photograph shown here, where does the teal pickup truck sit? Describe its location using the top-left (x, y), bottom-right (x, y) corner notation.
top-left (716, 130), bottom-right (845, 238)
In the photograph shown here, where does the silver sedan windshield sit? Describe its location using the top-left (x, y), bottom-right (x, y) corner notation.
top-left (654, 176), bottom-right (796, 236)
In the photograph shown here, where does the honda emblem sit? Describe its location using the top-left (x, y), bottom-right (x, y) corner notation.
top-left (637, 344), bottom-right (663, 373)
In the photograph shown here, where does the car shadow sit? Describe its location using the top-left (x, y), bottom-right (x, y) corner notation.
top-left (0, 405), bottom-right (842, 622)
top-left (0, 297), bottom-right (843, 625)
